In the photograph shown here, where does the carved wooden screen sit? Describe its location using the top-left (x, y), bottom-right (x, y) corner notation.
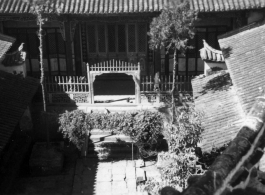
top-left (87, 60), bottom-right (141, 104)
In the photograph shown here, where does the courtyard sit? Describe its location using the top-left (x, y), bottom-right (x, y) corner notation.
top-left (8, 144), bottom-right (161, 195)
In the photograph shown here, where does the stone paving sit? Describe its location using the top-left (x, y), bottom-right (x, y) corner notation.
top-left (72, 159), bottom-right (157, 195)
top-left (8, 145), bottom-right (161, 195)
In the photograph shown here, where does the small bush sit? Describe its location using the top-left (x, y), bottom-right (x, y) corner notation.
top-left (58, 110), bottom-right (90, 150)
top-left (143, 100), bottom-right (204, 194)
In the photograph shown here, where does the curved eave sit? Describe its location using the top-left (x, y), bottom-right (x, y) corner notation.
top-left (200, 40), bottom-right (225, 62)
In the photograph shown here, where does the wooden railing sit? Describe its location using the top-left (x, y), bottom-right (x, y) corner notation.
top-left (43, 66), bottom-right (193, 105)
top-left (87, 60), bottom-right (141, 104)
top-left (141, 75), bottom-right (193, 92)
top-left (45, 76), bottom-right (89, 93)
top-left (89, 59), bottom-right (139, 72)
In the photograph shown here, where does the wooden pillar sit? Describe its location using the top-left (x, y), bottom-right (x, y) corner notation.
top-left (64, 21), bottom-right (74, 75)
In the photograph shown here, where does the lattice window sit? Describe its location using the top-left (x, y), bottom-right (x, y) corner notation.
top-left (57, 30), bottom-right (66, 55)
top-left (27, 32), bottom-right (38, 58)
top-left (18, 31), bottom-right (28, 52)
top-left (207, 32), bottom-right (217, 49)
top-left (81, 24), bottom-right (88, 61)
top-left (138, 24), bottom-right (146, 52)
top-left (47, 30), bottom-right (57, 55)
top-left (87, 25), bottom-right (96, 53)
top-left (197, 32), bottom-right (206, 51)
top-left (42, 33), bottom-right (48, 58)
top-left (108, 25), bottom-right (116, 52)
top-left (98, 25), bottom-right (106, 52)
top-left (118, 25), bottom-right (126, 52)
top-left (128, 24), bottom-right (136, 52)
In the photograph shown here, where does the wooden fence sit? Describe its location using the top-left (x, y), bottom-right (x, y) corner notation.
top-left (141, 75), bottom-right (193, 92)
top-left (88, 60), bottom-right (139, 72)
top-left (44, 74), bottom-right (192, 104)
top-left (45, 76), bottom-right (89, 93)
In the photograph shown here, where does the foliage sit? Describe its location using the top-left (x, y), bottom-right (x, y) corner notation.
top-left (148, 0), bottom-right (197, 53)
top-left (58, 110), bottom-right (90, 150)
top-left (58, 110), bottom-right (164, 156)
top-left (162, 102), bottom-right (203, 188)
top-left (148, 0), bottom-right (197, 122)
top-left (143, 99), bottom-right (204, 194)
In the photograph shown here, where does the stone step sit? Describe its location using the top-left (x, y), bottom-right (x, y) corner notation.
top-left (86, 141), bottom-right (138, 160)
top-left (89, 134), bottom-right (132, 143)
top-left (86, 152), bottom-right (136, 160)
top-left (88, 142), bottom-right (136, 152)
top-left (89, 129), bottom-right (112, 135)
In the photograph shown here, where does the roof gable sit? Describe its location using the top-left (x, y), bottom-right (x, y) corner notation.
top-left (218, 21), bottom-right (265, 114)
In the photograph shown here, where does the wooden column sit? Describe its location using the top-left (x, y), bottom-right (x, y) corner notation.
top-left (64, 21), bottom-right (74, 75)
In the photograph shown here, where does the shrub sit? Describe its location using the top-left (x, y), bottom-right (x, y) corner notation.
top-left (143, 101), bottom-right (204, 194)
top-left (58, 110), bottom-right (90, 150)
top-left (58, 110), bottom-right (164, 156)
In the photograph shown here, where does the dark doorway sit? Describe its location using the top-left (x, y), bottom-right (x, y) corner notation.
top-left (94, 73), bottom-right (135, 95)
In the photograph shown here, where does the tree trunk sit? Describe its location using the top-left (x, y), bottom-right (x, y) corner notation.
top-left (37, 13), bottom-right (49, 146)
top-left (38, 13), bottom-right (46, 113)
top-left (171, 48), bottom-right (177, 123)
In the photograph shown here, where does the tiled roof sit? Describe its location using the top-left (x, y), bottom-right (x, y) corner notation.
top-left (218, 21), bottom-right (265, 114)
top-left (192, 71), bottom-right (244, 152)
top-left (0, 71), bottom-right (39, 155)
top-left (200, 40), bottom-right (224, 62)
top-left (0, 33), bottom-right (15, 61)
top-left (0, 0), bottom-right (264, 15)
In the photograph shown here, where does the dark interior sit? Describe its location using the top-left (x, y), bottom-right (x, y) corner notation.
top-left (94, 73), bottom-right (135, 95)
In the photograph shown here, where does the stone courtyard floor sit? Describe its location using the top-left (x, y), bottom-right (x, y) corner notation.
top-left (8, 145), bottom-right (161, 195)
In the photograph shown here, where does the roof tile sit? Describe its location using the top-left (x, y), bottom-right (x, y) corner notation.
top-left (0, 0), bottom-right (264, 15)
top-left (0, 71), bottom-right (39, 155)
top-left (192, 71), bottom-right (244, 152)
top-left (218, 21), bottom-right (265, 114)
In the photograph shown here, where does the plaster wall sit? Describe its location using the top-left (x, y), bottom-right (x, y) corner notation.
top-left (204, 61), bottom-right (227, 76)
top-left (248, 11), bottom-right (264, 24)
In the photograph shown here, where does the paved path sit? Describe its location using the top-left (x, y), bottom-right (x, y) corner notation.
top-left (72, 159), bottom-right (160, 195)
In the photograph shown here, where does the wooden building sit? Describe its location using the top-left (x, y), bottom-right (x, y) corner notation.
top-left (0, 0), bottom-right (264, 106)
